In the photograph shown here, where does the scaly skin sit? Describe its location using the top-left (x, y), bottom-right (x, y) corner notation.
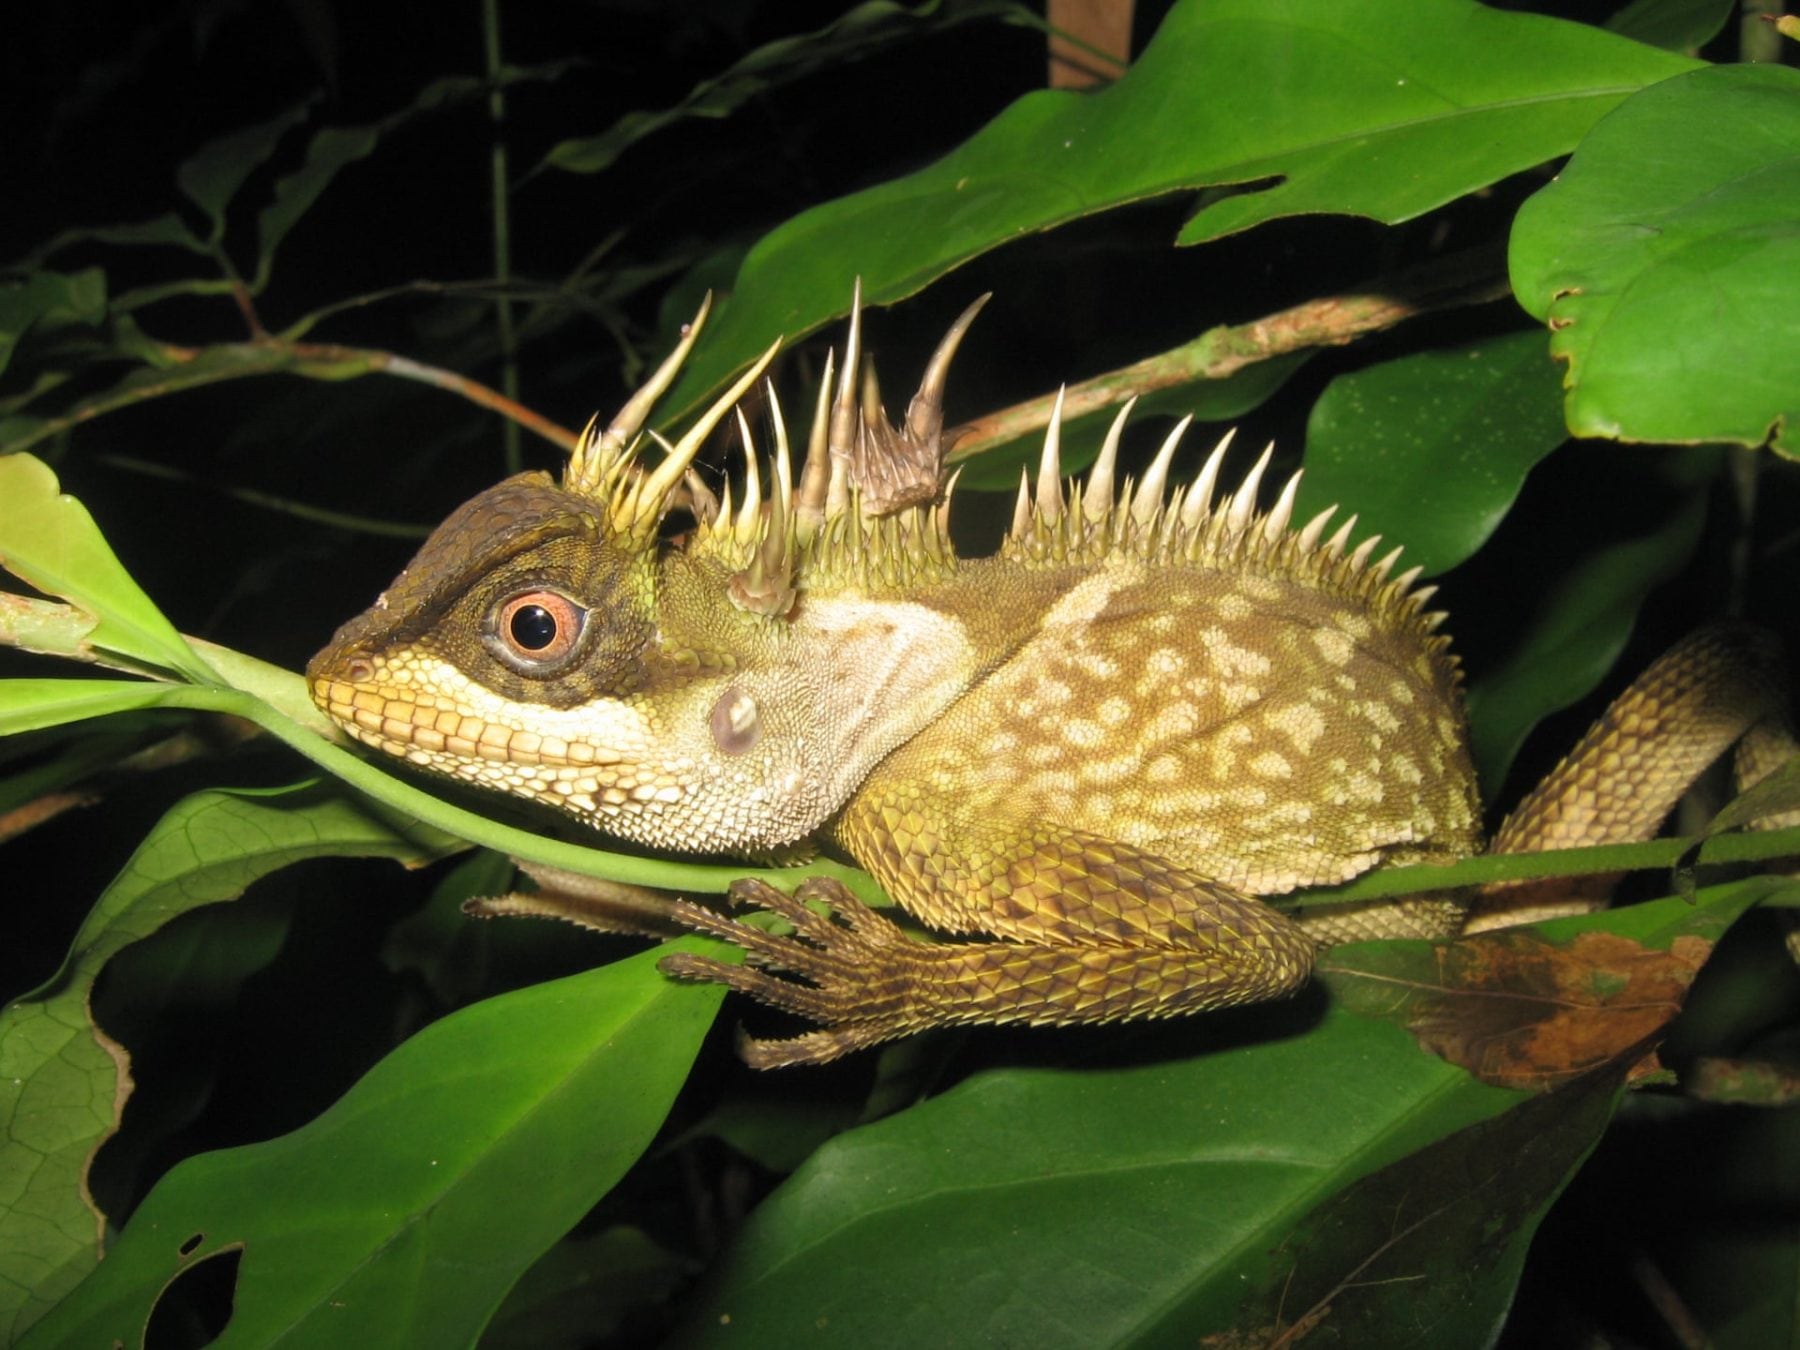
top-left (308, 296), bottom-right (1793, 1067)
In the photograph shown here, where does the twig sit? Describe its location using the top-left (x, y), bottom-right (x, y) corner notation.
top-left (947, 246), bottom-right (1512, 461)
top-left (483, 0), bottom-right (524, 476)
top-left (2, 338), bottom-right (579, 458)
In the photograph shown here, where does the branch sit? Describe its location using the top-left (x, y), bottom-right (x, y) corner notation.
top-left (946, 246), bottom-right (1512, 461)
top-left (2, 337), bottom-right (579, 459)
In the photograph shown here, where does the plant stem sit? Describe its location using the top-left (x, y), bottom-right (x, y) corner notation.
top-left (483, 0), bottom-right (523, 477)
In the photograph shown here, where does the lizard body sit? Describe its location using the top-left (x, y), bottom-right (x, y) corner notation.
top-left (309, 294), bottom-right (1790, 1067)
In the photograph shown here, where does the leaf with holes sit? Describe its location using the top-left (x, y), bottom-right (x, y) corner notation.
top-left (19, 942), bottom-right (721, 1349)
top-left (0, 784), bottom-right (454, 1343)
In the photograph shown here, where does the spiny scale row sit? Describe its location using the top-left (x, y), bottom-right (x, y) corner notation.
top-left (1002, 389), bottom-right (1442, 630)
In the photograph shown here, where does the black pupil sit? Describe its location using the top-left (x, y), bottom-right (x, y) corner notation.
top-left (509, 603), bottom-right (559, 651)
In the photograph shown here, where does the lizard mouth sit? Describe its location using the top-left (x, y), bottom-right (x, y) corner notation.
top-left (313, 668), bottom-right (579, 769)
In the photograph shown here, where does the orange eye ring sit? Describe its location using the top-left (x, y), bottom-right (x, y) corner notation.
top-left (492, 589), bottom-right (587, 671)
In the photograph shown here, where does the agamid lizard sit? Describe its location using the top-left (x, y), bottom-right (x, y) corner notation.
top-left (308, 292), bottom-right (1796, 1068)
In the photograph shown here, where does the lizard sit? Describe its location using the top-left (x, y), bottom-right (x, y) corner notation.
top-left (307, 290), bottom-right (1796, 1068)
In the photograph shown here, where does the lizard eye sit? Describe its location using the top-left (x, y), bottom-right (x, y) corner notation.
top-left (486, 589), bottom-right (588, 674)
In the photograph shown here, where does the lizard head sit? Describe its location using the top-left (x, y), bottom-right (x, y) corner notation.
top-left (306, 293), bottom-right (798, 849)
top-left (306, 287), bottom-right (985, 853)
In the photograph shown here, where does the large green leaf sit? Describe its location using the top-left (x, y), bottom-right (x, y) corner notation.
top-left (20, 942), bottom-right (721, 1349)
top-left (671, 882), bottom-right (1773, 1346)
top-left (0, 785), bottom-right (454, 1344)
top-left (673, 1009), bottom-right (1522, 1347)
top-left (1302, 330), bottom-right (1568, 576)
top-left (251, 125), bottom-right (380, 292)
top-left (662, 0), bottom-right (1693, 417)
top-left (1510, 63), bottom-right (1800, 454)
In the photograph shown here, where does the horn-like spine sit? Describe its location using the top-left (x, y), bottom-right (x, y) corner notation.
top-left (1082, 397), bottom-right (1135, 521)
top-left (1295, 505), bottom-right (1337, 555)
top-left (625, 336), bottom-right (781, 538)
top-left (733, 409), bottom-right (763, 545)
top-left (769, 381), bottom-right (795, 506)
top-left (1035, 387), bottom-right (1066, 525)
top-left (906, 293), bottom-right (990, 446)
top-left (796, 347), bottom-right (835, 537)
top-left (1324, 515), bottom-right (1358, 561)
top-left (1010, 468), bottom-right (1031, 540)
top-left (568, 294), bottom-right (713, 496)
top-left (1346, 533), bottom-right (1385, 573)
top-left (1131, 414), bottom-right (1190, 527)
top-left (1181, 429), bottom-right (1237, 531)
top-left (829, 280), bottom-right (863, 470)
top-left (1368, 545), bottom-right (1404, 589)
top-left (1262, 471), bottom-right (1302, 544)
top-left (1224, 444), bottom-right (1274, 535)
top-left (824, 283), bottom-right (863, 522)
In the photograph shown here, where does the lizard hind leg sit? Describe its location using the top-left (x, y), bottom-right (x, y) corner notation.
top-left (661, 869), bottom-right (1315, 1068)
top-left (660, 797), bottom-right (1317, 1067)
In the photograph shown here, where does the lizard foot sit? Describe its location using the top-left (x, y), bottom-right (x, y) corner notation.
top-left (659, 877), bottom-right (925, 1069)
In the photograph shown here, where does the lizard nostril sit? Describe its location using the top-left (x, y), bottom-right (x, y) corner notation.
top-left (346, 657), bottom-right (374, 683)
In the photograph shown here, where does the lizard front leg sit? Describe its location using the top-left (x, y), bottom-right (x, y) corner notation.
top-left (660, 784), bottom-right (1314, 1067)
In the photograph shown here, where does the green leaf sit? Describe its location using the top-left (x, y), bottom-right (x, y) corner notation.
top-left (1510, 63), bottom-right (1800, 453)
top-left (1249, 1065), bottom-right (1621, 1346)
top-left (1302, 330), bottom-right (1568, 576)
top-left (253, 61), bottom-right (582, 293)
top-left (663, 0), bottom-right (1693, 416)
top-left (0, 784), bottom-right (454, 1344)
top-left (540, 0), bottom-right (1030, 177)
top-left (0, 679), bottom-right (189, 736)
top-left (0, 269), bottom-right (108, 377)
top-left (177, 102), bottom-right (314, 241)
top-left (14, 215), bottom-right (210, 273)
top-left (252, 125), bottom-right (380, 292)
top-left (1607, 0), bottom-right (1734, 52)
top-left (176, 101), bottom-right (316, 242)
top-left (20, 942), bottom-right (721, 1349)
top-left (0, 455), bottom-right (217, 684)
top-left (672, 1010), bottom-right (1526, 1345)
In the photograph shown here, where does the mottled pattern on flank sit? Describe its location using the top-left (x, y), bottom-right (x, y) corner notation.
top-left (864, 560), bottom-right (1479, 904)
